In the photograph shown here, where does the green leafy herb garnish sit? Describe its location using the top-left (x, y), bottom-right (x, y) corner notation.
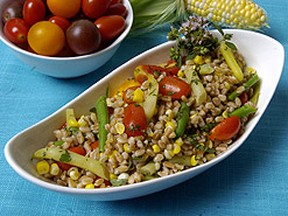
top-left (60, 151), bottom-right (71, 162)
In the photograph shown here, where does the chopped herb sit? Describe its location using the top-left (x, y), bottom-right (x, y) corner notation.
top-left (54, 140), bottom-right (64, 146)
top-left (60, 151), bottom-right (71, 162)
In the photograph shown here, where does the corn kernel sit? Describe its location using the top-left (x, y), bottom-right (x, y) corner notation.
top-left (123, 143), bottom-right (131, 153)
top-left (49, 163), bottom-right (60, 176)
top-left (69, 168), bottom-right (81, 180)
top-left (165, 121), bottom-right (175, 130)
top-left (78, 115), bottom-right (87, 127)
top-left (173, 144), bottom-right (181, 154)
top-left (190, 155), bottom-right (198, 166)
top-left (152, 144), bottom-right (161, 153)
top-left (85, 183), bottom-right (95, 189)
top-left (206, 153), bottom-right (216, 161)
top-left (36, 160), bottom-right (50, 175)
top-left (247, 67), bottom-right (256, 74)
top-left (222, 109), bottom-right (229, 118)
top-left (177, 70), bottom-right (185, 77)
top-left (115, 122), bottom-right (125, 134)
top-left (110, 173), bottom-right (118, 180)
top-left (133, 88), bottom-right (144, 103)
top-left (193, 55), bottom-right (205, 64)
top-left (175, 137), bottom-right (184, 146)
top-left (109, 150), bottom-right (118, 158)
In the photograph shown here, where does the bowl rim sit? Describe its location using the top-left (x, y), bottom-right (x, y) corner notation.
top-left (0, 0), bottom-right (134, 61)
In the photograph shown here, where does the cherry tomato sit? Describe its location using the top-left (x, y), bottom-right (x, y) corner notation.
top-left (2, 1), bottom-right (24, 24)
top-left (110, 0), bottom-right (121, 4)
top-left (105, 3), bottom-right (127, 17)
top-left (47, 0), bottom-right (81, 18)
top-left (123, 104), bottom-right (147, 137)
top-left (4, 18), bottom-right (29, 44)
top-left (57, 146), bottom-right (86, 171)
top-left (49, 16), bottom-right (71, 31)
top-left (209, 116), bottom-right (241, 141)
top-left (82, 0), bottom-right (112, 19)
top-left (28, 21), bottom-right (65, 56)
top-left (137, 65), bottom-right (180, 79)
top-left (23, 0), bottom-right (46, 26)
top-left (159, 76), bottom-right (191, 99)
top-left (94, 15), bottom-right (125, 41)
top-left (66, 20), bottom-right (102, 55)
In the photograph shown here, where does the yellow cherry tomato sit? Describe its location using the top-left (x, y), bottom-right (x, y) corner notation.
top-left (28, 21), bottom-right (65, 56)
top-left (47, 0), bottom-right (81, 18)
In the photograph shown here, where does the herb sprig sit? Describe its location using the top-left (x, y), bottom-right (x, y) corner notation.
top-left (168, 16), bottom-right (236, 67)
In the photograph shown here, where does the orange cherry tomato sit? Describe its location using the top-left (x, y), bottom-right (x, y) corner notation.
top-left (94, 15), bottom-right (125, 41)
top-left (123, 104), bottom-right (147, 137)
top-left (47, 0), bottom-right (81, 18)
top-left (90, 141), bottom-right (99, 150)
top-left (28, 21), bottom-right (65, 56)
top-left (159, 76), bottom-right (191, 99)
top-left (209, 116), bottom-right (241, 141)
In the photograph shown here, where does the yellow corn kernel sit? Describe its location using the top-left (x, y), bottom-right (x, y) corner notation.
top-left (165, 121), bottom-right (175, 130)
top-left (36, 160), bottom-right (50, 175)
top-left (177, 70), bottom-right (185, 77)
top-left (85, 183), bottom-right (95, 189)
top-left (66, 108), bottom-right (79, 128)
top-left (173, 144), bottom-right (181, 155)
top-left (222, 109), bottom-right (229, 118)
top-left (115, 122), bottom-right (125, 134)
top-left (133, 88), bottom-right (144, 103)
top-left (175, 137), bottom-right (184, 146)
top-left (168, 150), bottom-right (175, 158)
top-left (123, 143), bottom-right (131, 153)
top-left (109, 150), bottom-right (118, 158)
top-left (109, 173), bottom-right (118, 180)
top-left (247, 67), bottom-right (256, 74)
top-left (190, 155), bottom-right (198, 166)
top-left (193, 55), bottom-right (205, 64)
top-left (49, 163), bottom-right (60, 176)
top-left (69, 168), bottom-right (81, 181)
top-left (77, 115), bottom-right (87, 127)
top-left (207, 140), bottom-right (213, 149)
top-left (152, 144), bottom-right (161, 153)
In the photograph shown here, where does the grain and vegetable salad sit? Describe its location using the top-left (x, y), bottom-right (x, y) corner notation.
top-left (32, 17), bottom-right (260, 189)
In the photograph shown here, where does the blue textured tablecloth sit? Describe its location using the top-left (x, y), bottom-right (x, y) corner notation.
top-left (1, 1), bottom-right (287, 215)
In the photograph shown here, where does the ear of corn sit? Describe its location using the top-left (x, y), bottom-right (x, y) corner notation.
top-left (185, 0), bottom-right (268, 30)
top-left (129, 0), bottom-right (268, 34)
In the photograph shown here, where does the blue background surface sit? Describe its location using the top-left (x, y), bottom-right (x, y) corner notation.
top-left (0, 1), bottom-right (287, 215)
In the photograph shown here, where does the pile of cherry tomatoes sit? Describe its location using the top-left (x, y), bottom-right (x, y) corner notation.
top-left (2, 0), bottom-right (128, 57)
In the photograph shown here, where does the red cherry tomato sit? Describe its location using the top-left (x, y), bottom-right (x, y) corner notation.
top-left (22, 0), bottom-right (46, 26)
top-left (94, 15), bottom-right (125, 41)
top-left (57, 146), bottom-right (86, 171)
top-left (159, 76), bottom-right (191, 99)
top-left (123, 104), bottom-right (147, 137)
top-left (105, 3), bottom-right (127, 17)
top-left (49, 16), bottom-right (71, 31)
top-left (82, 0), bottom-right (112, 19)
top-left (4, 18), bottom-right (29, 44)
top-left (137, 65), bottom-right (179, 79)
top-left (209, 116), bottom-right (241, 141)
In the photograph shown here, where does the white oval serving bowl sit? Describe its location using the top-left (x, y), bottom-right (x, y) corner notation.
top-left (4, 29), bottom-right (285, 201)
top-left (0, 0), bottom-right (133, 78)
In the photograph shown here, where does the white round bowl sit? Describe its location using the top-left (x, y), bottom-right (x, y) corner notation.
top-left (0, 0), bottom-right (133, 78)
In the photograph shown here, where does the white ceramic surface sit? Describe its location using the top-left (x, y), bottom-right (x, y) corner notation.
top-left (0, 0), bottom-right (133, 78)
top-left (4, 30), bottom-right (285, 201)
